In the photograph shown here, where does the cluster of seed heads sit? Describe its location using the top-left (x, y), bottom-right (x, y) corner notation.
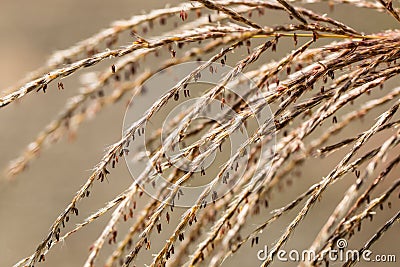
top-left (2, 1), bottom-right (400, 267)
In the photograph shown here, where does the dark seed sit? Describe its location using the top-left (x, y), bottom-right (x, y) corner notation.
top-left (174, 92), bottom-right (179, 101)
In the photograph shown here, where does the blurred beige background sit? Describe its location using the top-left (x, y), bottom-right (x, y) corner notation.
top-left (0, 1), bottom-right (399, 267)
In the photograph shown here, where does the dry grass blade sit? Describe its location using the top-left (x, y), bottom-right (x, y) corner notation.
top-left (343, 210), bottom-right (400, 267)
top-left (378, 0), bottom-right (400, 23)
top-left (196, 0), bottom-right (263, 29)
top-left (276, 0), bottom-right (308, 24)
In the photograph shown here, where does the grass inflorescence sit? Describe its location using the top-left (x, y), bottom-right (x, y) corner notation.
top-left (2, 1), bottom-right (400, 267)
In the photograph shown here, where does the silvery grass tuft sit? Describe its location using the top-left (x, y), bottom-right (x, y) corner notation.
top-left (1, 0), bottom-right (400, 267)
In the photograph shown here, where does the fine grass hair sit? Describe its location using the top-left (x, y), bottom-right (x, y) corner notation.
top-left (1, 1), bottom-right (400, 267)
